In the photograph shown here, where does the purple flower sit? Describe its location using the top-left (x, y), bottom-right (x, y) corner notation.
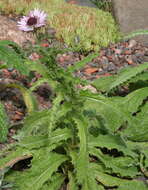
top-left (17, 9), bottom-right (47, 32)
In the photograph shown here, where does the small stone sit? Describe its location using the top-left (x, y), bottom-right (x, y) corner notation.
top-left (7, 68), bottom-right (14, 72)
top-left (59, 56), bottom-right (65, 63)
top-left (29, 53), bottom-right (41, 61)
top-left (84, 67), bottom-right (98, 75)
top-left (128, 39), bottom-right (137, 48)
top-left (77, 84), bottom-right (97, 93)
top-left (107, 63), bottom-right (117, 71)
top-left (40, 43), bottom-right (49, 47)
top-left (98, 68), bottom-right (103, 72)
top-left (114, 48), bottom-right (122, 54)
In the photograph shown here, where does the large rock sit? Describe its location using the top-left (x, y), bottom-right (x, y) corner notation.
top-left (112, 0), bottom-right (148, 44)
top-left (66, 0), bottom-right (97, 7)
top-left (0, 15), bottom-right (34, 46)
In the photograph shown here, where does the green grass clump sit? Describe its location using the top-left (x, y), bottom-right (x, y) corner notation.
top-left (91, 0), bottom-right (112, 12)
top-left (0, 0), bottom-right (120, 51)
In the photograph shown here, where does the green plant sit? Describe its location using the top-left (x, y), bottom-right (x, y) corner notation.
top-left (124, 29), bottom-right (148, 40)
top-left (0, 168), bottom-right (12, 190)
top-left (0, 41), bottom-right (148, 190)
top-left (90, 0), bottom-right (112, 12)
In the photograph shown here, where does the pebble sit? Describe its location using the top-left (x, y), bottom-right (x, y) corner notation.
top-left (128, 39), bottom-right (137, 48)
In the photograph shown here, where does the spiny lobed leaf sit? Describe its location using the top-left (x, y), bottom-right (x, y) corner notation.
top-left (121, 87), bottom-right (148, 113)
top-left (88, 134), bottom-right (137, 157)
top-left (92, 63), bottom-right (148, 92)
top-left (0, 44), bottom-right (29, 75)
top-left (83, 94), bottom-right (127, 133)
top-left (19, 128), bottom-right (73, 150)
top-left (18, 110), bottom-right (51, 138)
top-left (41, 173), bottom-right (65, 190)
top-left (89, 148), bottom-right (138, 177)
top-left (8, 150), bottom-right (68, 190)
top-left (94, 169), bottom-right (148, 190)
top-left (109, 62), bottom-right (148, 91)
top-left (25, 152), bottom-right (67, 190)
top-left (0, 147), bottom-right (32, 171)
top-left (123, 116), bottom-right (148, 142)
top-left (74, 116), bottom-right (89, 185)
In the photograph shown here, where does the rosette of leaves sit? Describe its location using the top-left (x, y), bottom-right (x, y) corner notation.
top-left (0, 43), bottom-right (148, 190)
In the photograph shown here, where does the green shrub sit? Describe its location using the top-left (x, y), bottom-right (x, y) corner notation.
top-left (0, 41), bottom-right (148, 190)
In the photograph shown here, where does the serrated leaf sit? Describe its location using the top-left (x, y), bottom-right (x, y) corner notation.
top-left (20, 110), bottom-right (51, 137)
top-left (118, 180), bottom-right (148, 190)
top-left (128, 71), bottom-right (148, 83)
top-left (0, 45), bottom-right (29, 75)
top-left (109, 63), bottom-right (148, 91)
top-left (123, 117), bottom-right (148, 141)
top-left (94, 169), bottom-right (147, 189)
top-left (19, 128), bottom-right (72, 149)
top-left (41, 173), bottom-right (65, 190)
top-left (0, 148), bottom-right (31, 171)
top-left (0, 40), bottom-right (25, 57)
top-left (88, 134), bottom-right (136, 157)
top-left (84, 95), bottom-right (126, 132)
top-left (14, 151), bottom-right (68, 190)
top-left (92, 75), bottom-right (116, 92)
top-left (122, 87), bottom-right (148, 113)
top-left (89, 148), bottom-right (138, 177)
top-left (74, 116), bottom-right (89, 185)
top-left (26, 61), bottom-right (50, 78)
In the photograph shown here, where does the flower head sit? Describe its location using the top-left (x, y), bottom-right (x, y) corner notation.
top-left (17, 9), bottom-right (47, 32)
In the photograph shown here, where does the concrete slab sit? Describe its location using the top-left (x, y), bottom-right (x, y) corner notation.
top-left (66, 0), bottom-right (97, 8)
top-left (112, 0), bottom-right (148, 44)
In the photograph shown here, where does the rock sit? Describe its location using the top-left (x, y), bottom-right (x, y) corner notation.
top-left (66, 0), bottom-right (97, 7)
top-left (0, 15), bottom-right (35, 46)
top-left (112, 0), bottom-right (148, 45)
top-left (128, 39), bottom-right (137, 48)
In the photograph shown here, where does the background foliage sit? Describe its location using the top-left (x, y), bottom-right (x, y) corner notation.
top-left (0, 0), bottom-right (120, 51)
